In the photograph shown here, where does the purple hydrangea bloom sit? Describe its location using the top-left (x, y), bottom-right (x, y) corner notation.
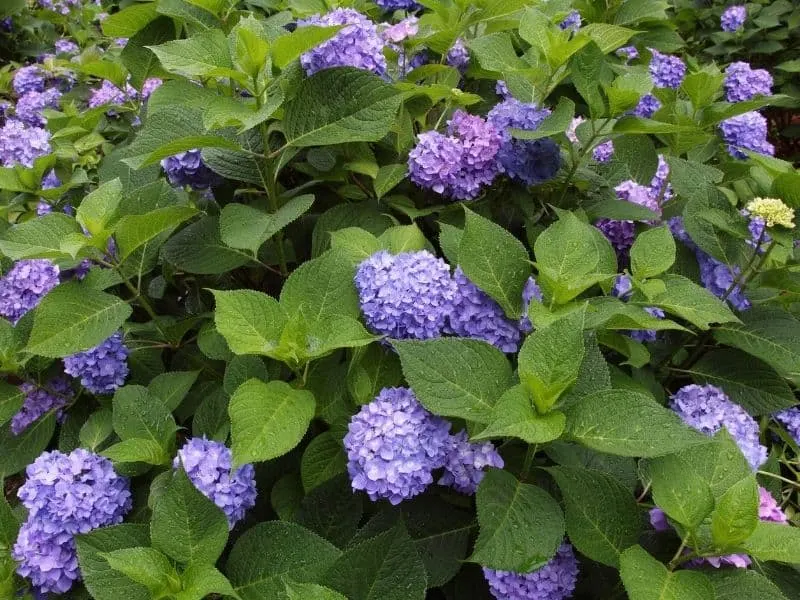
top-left (382, 17), bottom-right (419, 44)
top-left (13, 66), bottom-right (45, 95)
top-left (520, 277), bottom-right (543, 333)
top-left (37, 0), bottom-right (81, 14)
top-left (11, 376), bottom-right (73, 435)
top-left (175, 438), bottom-right (257, 528)
top-left (650, 155), bottom-right (673, 202)
top-left (616, 180), bottom-right (660, 215)
top-left (483, 542), bottom-right (579, 600)
top-left (54, 39), bottom-right (79, 54)
top-left (36, 201), bottom-right (51, 216)
top-left (298, 9), bottom-right (387, 76)
top-left (720, 111), bottom-right (774, 159)
top-left (445, 38), bottom-right (469, 71)
top-left (439, 430), bottom-right (503, 494)
top-left (0, 259), bottom-right (60, 323)
top-left (87, 80), bottom-right (135, 108)
top-left (141, 77), bottom-right (163, 99)
top-left (629, 307), bottom-right (665, 343)
top-left (744, 213), bottom-right (770, 252)
top-left (649, 507), bottom-right (670, 532)
top-left (774, 407), bottom-right (800, 445)
top-left (697, 251), bottom-right (750, 311)
top-left (42, 169), bottom-right (60, 189)
top-left (566, 116), bottom-right (585, 144)
top-left (344, 387), bottom-right (452, 504)
top-left (0, 17), bottom-right (11, 32)
top-left (611, 274), bottom-right (634, 300)
top-left (724, 62), bottom-right (772, 103)
top-left (632, 94), bottom-right (661, 118)
top-left (670, 384), bottom-right (766, 471)
top-left (496, 80), bottom-right (511, 98)
top-left (12, 520), bottom-right (79, 595)
top-left (446, 267), bottom-right (521, 352)
top-left (649, 50), bottom-right (686, 89)
top-left (405, 51), bottom-right (429, 73)
top-left (616, 46), bottom-right (639, 62)
top-left (592, 140), bottom-right (614, 163)
top-left (355, 250), bottom-right (456, 340)
top-left (15, 88), bottom-right (61, 127)
top-left (0, 119), bottom-right (51, 167)
top-left (595, 219), bottom-right (636, 255)
top-left (759, 486), bottom-right (788, 523)
top-left (559, 10), bottom-right (581, 33)
top-left (161, 149), bottom-right (219, 190)
top-left (375, 0), bottom-right (421, 10)
top-left (667, 216), bottom-right (695, 250)
top-left (721, 5), bottom-right (746, 32)
top-left (487, 98), bottom-right (560, 185)
top-left (63, 332), bottom-right (129, 395)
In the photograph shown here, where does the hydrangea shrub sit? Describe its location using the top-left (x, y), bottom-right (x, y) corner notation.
top-left (0, 0), bottom-right (799, 599)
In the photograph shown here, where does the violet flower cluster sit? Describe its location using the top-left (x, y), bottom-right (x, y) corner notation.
top-left (487, 98), bottom-right (561, 186)
top-left (175, 437), bottom-right (257, 528)
top-left (15, 88), bottom-right (61, 127)
top-left (375, 0), bottom-right (421, 9)
top-left (616, 46), bottom-right (638, 62)
top-left (161, 149), bottom-right (219, 190)
top-left (774, 407), bottom-right (800, 446)
top-left (721, 5), bottom-right (746, 32)
top-left (445, 39), bottom-right (470, 71)
top-left (0, 259), bottom-right (60, 323)
top-left (649, 50), bottom-right (686, 89)
top-left (595, 178), bottom-right (662, 258)
top-left (13, 65), bottom-right (45, 95)
top-left (632, 93), bottom-right (661, 118)
top-left (559, 10), bottom-right (581, 33)
top-left (62, 331), bottom-right (129, 395)
top-left (344, 387), bottom-right (502, 504)
top-left (592, 140), bottom-right (614, 163)
top-left (483, 542), bottom-right (579, 600)
top-left (720, 111), bottom-right (774, 159)
top-left (11, 376), bottom-right (73, 435)
top-left (54, 38), bottom-right (79, 54)
top-left (12, 449), bottom-right (131, 595)
top-left (611, 275), bottom-right (665, 342)
top-left (0, 119), bottom-right (51, 167)
top-left (298, 9), bottom-right (387, 76)
top-left (669, 384), bottom-right (767, 471)
top-left (87, 79), bottom-right (137, 109)
top-left (724, 62), bottom-right (772, 103)
top-left (408, 110), bottom-right (503, 200)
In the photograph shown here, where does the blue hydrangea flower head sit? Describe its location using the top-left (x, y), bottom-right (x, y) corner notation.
top-left (445, 38), bottom-right (469, 71)
top-left (595, 219), bottom-right (635, 255)
top-left (54, 38), bottom-right (79, 54)
top-left (42, 169), bottom-right (60, 189)
top-left (632, 94), bottom-right (661, 118)
top-left (408, 130), bottom-right (463, 195)
top-left (670, 384), bottom-right (766, 470)
top-left (13, 65), bottom-right (45, 95)
top-left (15, 88), bottom-right (61, 127)
top-left (63, 332), bottom-right (129, 395)
top-left (724, 62), bottom-right (772, 103)
top-left (375, 0), bottom-right (421, 10)
top-left (559, 10), bottom-right (581, 33)
top-left (650, 154), bottom-right (673, 202)
top-left (161, 149), bottom-right (219, 190)
top-left (592, 140), bottom-right (614, 163)
top-left (299, 9), bottom-right (387, 76)
top-left (487, 98), bottom-right (560, 185)
top-left (0, 119), bottom-right (51, 167)
top-left (520, 276), bottom-right (543, 333)
top-left (382, 16), bottom-right (419, 44)
top-left (355, 250), bottom-right (457, 340)
top-left (12, 376), bottom-right (73, 435)
top-left (344, 387), bottom-right (452, 504)
top-left (649, 50), bottom-right (686, 89)
top-left (175, 437), bottom-right (257, 528)
top-left (12, 519), bottom-right (80, 595)
top-left (141, 77), bottom-right (163, 99)
top-left (629, 307), bottom-right (665, 343)
top-left (774, 407), bottom-right (800, 446)
top-left (87, 80), bottom-right (135, 108)
top-left (483, 542), bottom-right (579, 600)
top-left (446, 267), bottom-right (521, 352)
top-left (667, 216), bottom-right (695, 250)
top-left (697, 252), bottom-right (750, 311)
top-left (496, 80), bottom-right (511, 98)
top-left (611, 274), bottom-right (633, 300)
top-left (439, 430), bottom-right (503, 494)
top-left (616, 46), bottom-right (638, 62)
top-left (446, 110), bottom-right (503, 197)
top-left (615, 180), bottom-right (660, 215)
top-left (720, 111), bottom-right (774, 159)
top-left (721, 5), bottom-right (746, 32)
top-left (0, 259), bottom-right (60, 323)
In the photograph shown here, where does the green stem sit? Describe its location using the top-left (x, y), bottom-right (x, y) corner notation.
top-left (668, 535), bottom-right (690, 571)
top-left (119, 276), bottom-right (170, 342)
top-left (757, 470), bottom-right (800, 490)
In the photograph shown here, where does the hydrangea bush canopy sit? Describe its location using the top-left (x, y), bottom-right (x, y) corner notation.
top-left (0, 0), bottom-right (799, 598)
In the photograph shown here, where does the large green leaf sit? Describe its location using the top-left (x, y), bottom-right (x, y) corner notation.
top-left (148, 29), bottom-right (235, 78)
top-left (112, 385), bottom-right (176, 451)
top-left (162, 216), bottom-right (253, 274)
top-left (114, 206), bottom-right (197, 262)
top-left (0, 416), bottom-right (55, 477)
top-left (707, 570), bottom-right (789, 600)
top-left (76, 525), bottom-right (151, 600)
top-left (711, 475), bottom-right (759, 548)
top-left (645, 275), bottom-right (739, 330)
top-left (620, 545), bottom-right (714, 600)
top-left (742, 522), bottom-right (800, 563)
top-left (630, 226), bottom-right (675, 280)
top-left (473, 385), bottom-right (566, 444)
top-left (212, 289), bottom-right (287, 355)
top-left (0, 214), bottom-right (83, 260)
top-left (220, 195), bottom-right (314, 255)
top-left (646, 455), bottom-right (714, 529)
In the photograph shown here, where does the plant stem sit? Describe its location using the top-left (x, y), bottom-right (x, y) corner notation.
top-left (758, 470), bottom-right (800, 490)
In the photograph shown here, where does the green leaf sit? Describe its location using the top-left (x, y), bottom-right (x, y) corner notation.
top-left (535, 211), bottom-right (616, 304)
top-left (547, 466), bottom-right (640, 567)
top-left (162, 216), bottom-right (253, 274)
top-left (301, 432), bottom-right (346, 492)
top-left (151, 468), bottom-right (229, 565)
top-left (322, 523), bottom-right (426, 600)
top-left (347, 344), bottom-right (403, 405)
top-left (707, 570), bottom-right (790, 600)
top-left (271, 26), bottom-right (341, 69)
top-left (581, 23), bottom-right (637, 53)
top-left (102, 439), bottom-right (168, 465)
top-left (220, 195), bottom-right (314, 254)
top-left (469, 32), bottom-right (529, 72)
top-left (473, 385), bottom-right (565, 444)
top-left (458, 207), bottom-right (530, 318)
top-left (177, 564), bottom-right (239, 600)
top-left (565, 389), bottom-right (707, 457)
top-left (510, 97), bottom-right (575, 140)
top-left (101, 2), bottom-right (158, 37)
top-left (646, 455), bottom-right (714, 529)
top-left (684, 349), bottom-right (795, 415)
top-left (229, 379), bottom-right (315, 466)
top-left (212, 289), bottom-right (287, 355)
top-left (645, 275), bottom-right (739, 330)
top-left (76, 524), bottom-right (152, 600)
top-left (283, 68), bottom-right (403, 147)
top-left (103, 547), bottom-right (179, 597)
top-left (373, 164), bottom-right (407, 199)
top-left (295, 475), bottom-right (362, 548)
top-left (394, 338), bottom-right (513, 423)
top-left (121, 17), bottom-right (175, 89)
top-left (229, 15), bottom-right (269, 79)
top-left (585, 198), bottom-right (660, 222)
top-left (115, 206), bottom-right (197, 262)
top-left (24, 283), bottom-right (132, 358)
top-left (224, 356), bottom-right (269, 395)
top-left (227, 521), bottom-right (341, 600)
top-left (614, 117), bottom-right (699, 135)
top-left (148, 30), bottom-right (234, 78)
top-left (743, 521), bottom-right (800, 563)
top-left (630, 226), bottom-right (675, 279)
top-left (112, 385), bottom-right (176, 450)
top-left (470, 469), bottom-right (564, 571)
top-left (571, 42), bottom-right (608, 117)
top-left (0, 382), bottom-right (24, 428)
top-left (77, 179), bottom-right (123, 237)
top-left (0, 415), bottom-right (55, 477)
top-left (711, 475), bottom-right (759, 548)
top-left (519, 305), bottom-right (586, 413)
top-left (285, 581), bottom-right (347, 600)
top-left (0, 213), bottom-right (83, 260)
top-left (149, 371), bottom-right (200, 411)
top-left (620, 545), bottom-right (714, 600)
top-left (192, 386), bottom-right (230, 441)
top-left (378, 224), bottom-right (427, 254)
top-left (77, 409), bottom-right (113, 452)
